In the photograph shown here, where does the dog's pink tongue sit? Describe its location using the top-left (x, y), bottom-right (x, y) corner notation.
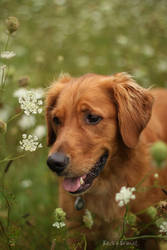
top-left (63, 177), bottom-right (81, 192)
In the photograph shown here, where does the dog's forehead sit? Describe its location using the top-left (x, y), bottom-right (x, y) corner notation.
top-left (55, 76), bottom-right (116, 116)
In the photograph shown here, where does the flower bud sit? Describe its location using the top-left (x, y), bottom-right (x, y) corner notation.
top-left (0, 120), bottom-right (7, 134)
top-left (83, 209), bottom-right (94, 229)
top-left (18, 76), bottom-right (30, 87)
top-left (150, 141), bottom-right (167, 167)
top-left (126, 212), bottom-right (137, 226)
top-left (6, 16), bottom-right (19, 34)
top-left (54, 208), bottom-right (66, 222)
top-left (146, 206), bottom-right (157, 219)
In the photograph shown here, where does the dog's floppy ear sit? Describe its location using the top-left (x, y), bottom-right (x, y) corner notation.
top-left (45, 74), bottom-right (71, 146)
top-left (108, 73), bottom-right (154, 148)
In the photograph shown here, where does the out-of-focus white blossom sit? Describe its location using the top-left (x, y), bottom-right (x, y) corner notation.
top-left (33, 125), bottom-right (46, 139)
top-left (18, 91), bottom-right (43, 116)
top-left (157, 61), bottom-right (167, 72)
top-left (1, 51), bottom-right (16, 59)
top-left (18, 115), bottom-right (36, 129)
top-left (21, 179), bottom-right (32, 188)
top-left (154, 173), bottom-right (159, 179)
top-left (54, 0), bottom-right (66, 6)
top-left (33, 88), bottom-right (45, 99)
top-left (13, 88), bottom-right (27, 98)
top-left (13, 88), bottom-right (45, 99)
top-left (76, 55), bottom-right (89, 68)
top-left (117, 35), bottom-right (128, 45)
top-left (115, 186), bottom-right (136, 207)
top-left (19, 134), bottom-right (42, 152)
top-left (0, 105), bottom-right (11, 121)
top-left (159, 221), bottom-right (167, 234)
top-left (143, 45), bottom-right (154, 57)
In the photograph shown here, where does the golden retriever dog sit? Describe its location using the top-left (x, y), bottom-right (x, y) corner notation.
top-left (46, 72), bottom-right (167, 250)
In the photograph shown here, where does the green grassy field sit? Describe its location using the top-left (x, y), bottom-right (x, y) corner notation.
top-left (1, 0), bottom-right (167, 249)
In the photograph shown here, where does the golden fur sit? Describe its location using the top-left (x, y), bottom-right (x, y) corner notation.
top-left (46, 73), bottom-right (167, 249)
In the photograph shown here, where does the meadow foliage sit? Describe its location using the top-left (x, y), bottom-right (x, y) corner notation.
top-left (1, 1), bottom-right (167, 249)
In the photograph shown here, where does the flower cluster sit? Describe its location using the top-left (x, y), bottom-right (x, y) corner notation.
top-left (159, 221), bottom-right (167, 234)
top-left (18, 91), bottom-right (43, 116)
top-left (52, 222), bottom-right (66, 228)
top-left (52, 208), bottom-right (66, 229)
top-left (19, 134), bottom-right (42, 152)
top-left (1, 51), bottom-right (16, 59)
top-left (6, 16), bottom-right (19, 34)
top-left (115, 186), bottom-right (136, 207)
top-left (83, 209), bottom-right (94, 229)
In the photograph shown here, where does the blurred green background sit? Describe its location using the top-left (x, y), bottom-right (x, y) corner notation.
top-left (1, 0), bottom-right (167, 87)
top-left (0, 0), bottom-right (167, 249)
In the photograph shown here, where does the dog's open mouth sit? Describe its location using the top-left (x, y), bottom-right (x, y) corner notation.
top-left (63, 150), bottom-right (109, 194)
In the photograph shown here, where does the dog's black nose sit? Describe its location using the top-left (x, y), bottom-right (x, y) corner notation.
top-left (47, 152), bottom-right (69, 175)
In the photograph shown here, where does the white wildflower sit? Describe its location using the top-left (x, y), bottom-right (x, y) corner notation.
top-left (159, 221), bottom-right (167, 234)
top-left (33, 125), bottom-right (46, 139)
top-left (0, 105), bottom-right (11, 121)
top-left (19, 134), bottom-right (42, 152)
top-left (154, 173), bottom-right (159, 179)
top-left (1, 51), bottom-right (16, 59)
top-left (18, 115), bottom-right (36, 129)
top-left (13, 88), bottom-right (27, 98)
top-left (115, 186), bottom-right (136, 207)
top-left (13, 88), bottom-right (45, 99)
top-left (18, 91), bottom-right (43, 116)
top-left (52, 221), bottom-right (66, 228)
top-left (33, 88), bottom-right (45, 99)
top-left (21, 179), bottom-right (32, 188)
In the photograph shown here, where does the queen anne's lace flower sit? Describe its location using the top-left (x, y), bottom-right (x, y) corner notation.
top-left (115, 186), bottom-right (136, 207)
top-left (1, 51), bottom-right (16, 59)
top-left (19, 134), bottom-right (42, 152)
top-left (52, 222), bottom-right (66, 228)
top-left (18, 91), bottom-right (43, 116)
top-left (159, 221), bottom-right (167, 234)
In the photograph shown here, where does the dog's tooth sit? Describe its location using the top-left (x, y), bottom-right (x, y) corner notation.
top-left (80, 177), bottom-right (84, 185)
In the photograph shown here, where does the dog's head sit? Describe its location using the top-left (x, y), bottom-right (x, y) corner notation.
top-left (46, 73), bottom-right (154, 195)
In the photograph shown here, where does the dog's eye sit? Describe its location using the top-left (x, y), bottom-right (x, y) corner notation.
top-left (86, 114), bottom-right (103, 125)
top-left (53, 116), bottom-right (61, 125)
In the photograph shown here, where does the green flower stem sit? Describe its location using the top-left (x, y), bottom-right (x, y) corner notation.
top-left (0, 154), bottom-right (25, 164)
top-left (0, 66), bottom-right (6, 89)
top-left (4, 33), bottom-right (10, 51)
top-left (3, 64), bottom-right (9, 88)
top-left (120, 205), bottom-right (129, 239)
top-left (7, 111), bottom-right (23, 123)
top-left (124, 234), bottom-right (167, 241)
top-left (135, 170), bottom-right (153, 190)
top-left (0, 220), bottom-right (10, 249)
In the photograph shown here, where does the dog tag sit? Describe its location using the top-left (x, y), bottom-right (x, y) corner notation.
top-left (74, 196), bottom-right (85, 210)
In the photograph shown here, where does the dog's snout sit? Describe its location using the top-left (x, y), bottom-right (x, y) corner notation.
top-left (47, 152), bottom-right (69, 175)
